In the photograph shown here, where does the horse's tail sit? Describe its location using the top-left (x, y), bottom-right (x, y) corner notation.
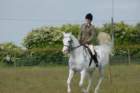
top-left (97, 32), bottom-right (112, 45)
top-left (97, 32), bottom-right (113, 54)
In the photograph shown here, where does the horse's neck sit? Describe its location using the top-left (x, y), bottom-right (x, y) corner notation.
top-left (71, 35), bottom-right (80, 47)
top-left (70, 35), bottom-right (83, 55)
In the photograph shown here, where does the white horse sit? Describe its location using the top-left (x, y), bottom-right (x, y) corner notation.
top-left (62, 32), bottom-right (112, 93)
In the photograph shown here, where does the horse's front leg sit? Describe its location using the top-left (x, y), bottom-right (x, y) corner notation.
top-left (86, 71), bottom-right (94, 93)
top-left (67, 69), bottom-right (74, 93)
top-left (94, 65), bottom-right (104, 93)
top-left (79, 70), bottom-right (87, 93)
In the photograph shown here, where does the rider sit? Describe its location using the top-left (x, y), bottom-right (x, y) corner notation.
top-left (78, 13), bottom-right (98, 67)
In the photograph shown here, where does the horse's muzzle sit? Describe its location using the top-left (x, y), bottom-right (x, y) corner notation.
top-left (62, 47), bottom-right (69, 54)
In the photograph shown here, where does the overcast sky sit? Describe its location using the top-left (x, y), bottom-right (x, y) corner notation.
top-left (0, 0), bottom-right (140, 46)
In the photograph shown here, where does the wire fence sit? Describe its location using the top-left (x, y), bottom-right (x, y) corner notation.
top-left (8, 45), bottom-right (139, 67)
top-left (14, 55), bottom-right (140, 66)
top-left (0, 37), bottom-right (139, 66)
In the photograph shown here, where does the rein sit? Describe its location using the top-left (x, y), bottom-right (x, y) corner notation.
top-left (64, 45), bottom-right (82, 50)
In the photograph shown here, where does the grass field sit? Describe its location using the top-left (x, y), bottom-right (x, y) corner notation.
top-left (0, 64), bottom-right (140, 93)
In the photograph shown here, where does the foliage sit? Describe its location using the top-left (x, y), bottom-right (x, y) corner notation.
top-left (97, 22), bottom-right (140, 56)
top-left (0, 42), bottom-right (25, 65)
top-left (23, 26), bottom-right (63, 49)
top-left (1, 22), bottom-right (140, 66)
top-left (15, 48), bottom-right (68, 66)
top-left (23, 22), bottom-right (140, 49)
top-left (60, 24), bottom-right (80, 37)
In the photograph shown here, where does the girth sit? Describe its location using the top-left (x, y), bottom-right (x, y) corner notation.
top-left (83, 45), bottom-right (98, 67)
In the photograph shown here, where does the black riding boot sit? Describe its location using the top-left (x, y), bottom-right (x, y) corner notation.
top-left (93, 51), bottom-right (98, 67)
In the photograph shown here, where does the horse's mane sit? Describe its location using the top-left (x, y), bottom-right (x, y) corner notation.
top-left (70, 34), bottom-right (79, 45)
top-left (97, 32), bottom-right (112, 45)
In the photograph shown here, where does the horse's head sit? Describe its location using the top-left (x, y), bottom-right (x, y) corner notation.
top-left (62, 32), bottom-right (73, 54)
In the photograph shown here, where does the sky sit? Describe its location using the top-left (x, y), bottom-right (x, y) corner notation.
top-left (0, 0), bottom-right (140, 46)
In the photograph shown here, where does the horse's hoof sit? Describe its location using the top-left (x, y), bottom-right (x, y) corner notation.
top-left (84, 92), bottom-right (88, 93)
top-left (82, 90), bottom-right (88, 93)
top-left (67, 89), bottom-right (71, 93)
top-left (94, 89), bottom-right (98, 93)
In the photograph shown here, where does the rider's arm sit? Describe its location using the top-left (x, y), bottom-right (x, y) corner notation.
top-left (87, 25), bottom-right (95, 43)
top-left (78, 24), bottom-right (84, 42)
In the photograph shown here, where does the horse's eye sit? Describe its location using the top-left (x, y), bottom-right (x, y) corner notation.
top-left (68, 40), bottom-right (72, 43)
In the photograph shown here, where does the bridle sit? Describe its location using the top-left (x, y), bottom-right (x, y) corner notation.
top-left (64, 39), bottom-right (81, 52)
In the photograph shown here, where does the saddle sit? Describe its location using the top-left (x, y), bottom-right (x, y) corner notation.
top-left (83, 45), bottom-right (98, 67)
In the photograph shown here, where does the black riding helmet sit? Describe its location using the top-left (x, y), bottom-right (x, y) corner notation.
top-left (85, 13), bottom-right (93, 21)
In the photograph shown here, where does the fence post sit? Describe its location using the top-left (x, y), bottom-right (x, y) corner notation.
top-left (127, 48), bottom-right (131, 64)
top-left (108, 55), bottom-right (113, 84)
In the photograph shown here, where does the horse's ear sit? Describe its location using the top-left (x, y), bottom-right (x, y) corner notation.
top-left (69, 32), bottom-right (72, 35)
top-left (62, 32), bottom-right (65, 35)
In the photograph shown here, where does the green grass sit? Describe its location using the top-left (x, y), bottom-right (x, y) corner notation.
top-left (0, 64), bottom-right (140, 93)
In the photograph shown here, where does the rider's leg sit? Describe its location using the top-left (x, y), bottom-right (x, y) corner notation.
top-left (88, 44), bottom-right (98, 67)
top-left (88, 44), bottom-right (95, 55)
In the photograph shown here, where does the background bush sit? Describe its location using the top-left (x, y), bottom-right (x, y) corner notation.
top-left (0, 22), bottom-right (140, 66)
top-left (15, 48), bottom-right (68, 66)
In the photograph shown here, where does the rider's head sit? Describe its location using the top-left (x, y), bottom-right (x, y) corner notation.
top-left (85, 13), bottom-right (93, 24)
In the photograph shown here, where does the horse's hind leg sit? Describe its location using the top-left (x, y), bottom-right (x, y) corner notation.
top-left (67, 69), bottom-right (74, 93)
top-left (94, 65), bottom-right (104, 93)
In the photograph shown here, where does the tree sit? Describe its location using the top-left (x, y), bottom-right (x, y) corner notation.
top-left (23, 24), bottom-right (80, 49)
top-left (60, 24), bottom-right (80, 37)
top-left (0, 42), bottom-right (24, 64)
top-left (23, 26), bottom-right (62, 49)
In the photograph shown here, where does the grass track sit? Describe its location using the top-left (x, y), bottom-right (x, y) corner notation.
top-left (0, 64), bottom-right (140, 93)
